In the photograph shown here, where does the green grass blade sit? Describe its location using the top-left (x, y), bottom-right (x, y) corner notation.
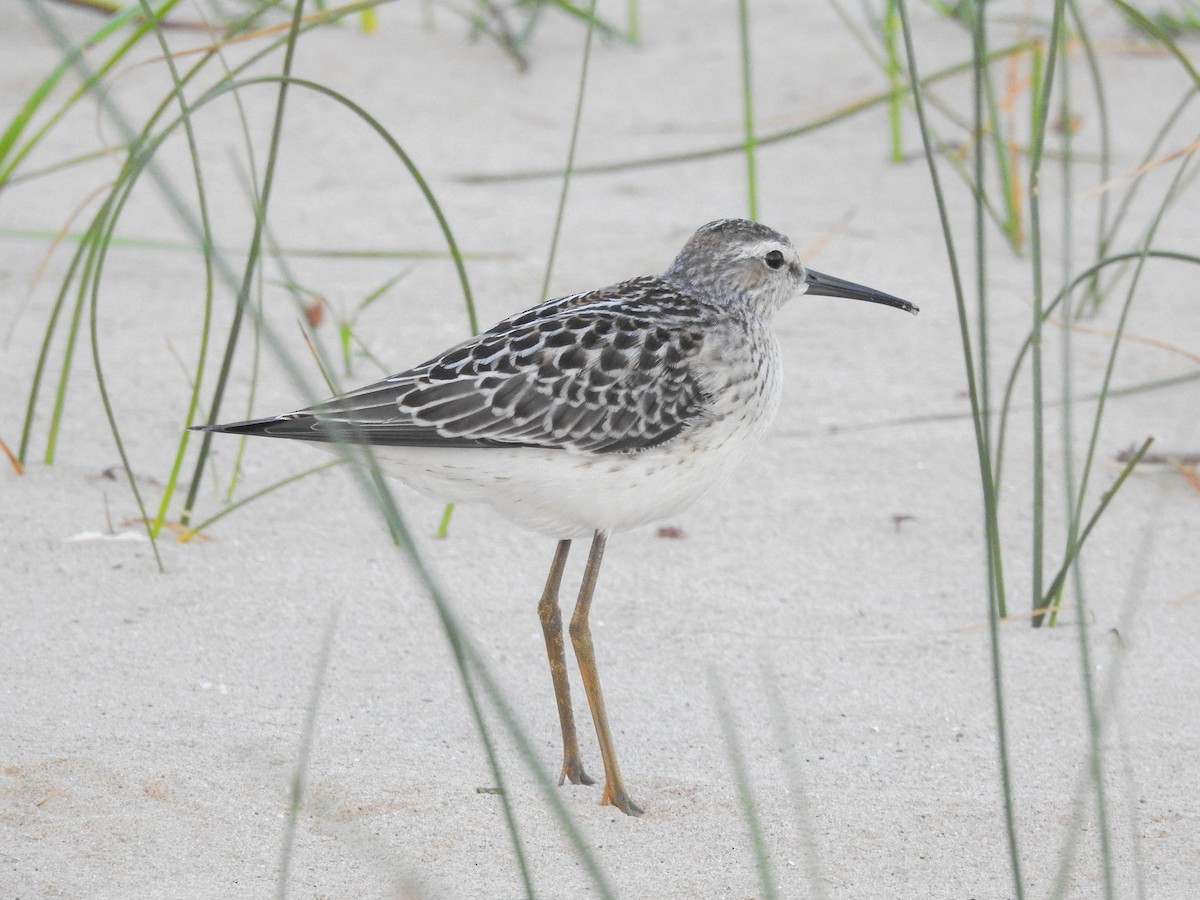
top-left (1067, 0), bottom-right (1112, 311)
top-left (1039, 438), bottom-right (1153, 613)
top-left (883, 0), bottom-right (904, 162)
top-left (1095, 88), bottom-right (1196, 309)
top-left (737, 0), bottom-right (758, 219)
top-left (894, 2), bottom-right (1024, 894)
top-left (1112, 0), bottom-right (1200, 85)
top-left (83, 189), bottom-right (166, 571)
top-left (994, 250), bottom-right (1200, 497)
top-left (182, 0), bottom-right (310, 527)
top-left (967, 0), bottom-right (993, 468)
top-left (139, 0), bottom-right (219, 540)
top-left (991, 92), bottom-right (1020, 246)
top-left (1025, 0), bottom-right (1067, 622)
top-left (0, 0), bottom-right (185, 186)
top-left (539, 0), bottom-right (632, 42)
top-left (1051, 155), bottom-right (1199, 628)
top-left (711, 673), bottom-right (776, 900)
top-left (42, 235), bottom-right (97, 464)
top-left (17, 228), bottom-right (89, 463)
top-left (539, 0), bottom-right (598, 302)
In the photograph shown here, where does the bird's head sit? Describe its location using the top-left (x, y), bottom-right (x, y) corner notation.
top-left (666, 218), bottom-right (918, 318)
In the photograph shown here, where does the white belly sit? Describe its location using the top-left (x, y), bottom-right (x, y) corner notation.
top-left (366, 370), bottom-right (780, 539)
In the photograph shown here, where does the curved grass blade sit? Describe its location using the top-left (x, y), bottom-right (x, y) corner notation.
top-left (182, 0), bottom-right (311, 531)
top-left (19, 2), bottom-right (604, 891)
top-left (1113, 0), bottom-right (1200, 86)
top-left (993, 250), bottom-right (1200, 495)
top-left (1047, 154), bottom-right (1199, 629)
top-left (0, 0), bottom-right (185, 186)
top-left (1089, 89), bottom-right (1197, 312)
top-left (137, 0), bottom-right (220, 541)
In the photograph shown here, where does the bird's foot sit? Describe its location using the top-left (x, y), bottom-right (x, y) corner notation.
top-left (559, 756), bottom-right (596, 787)
top-left (601, 782), bottom-right (643, 817)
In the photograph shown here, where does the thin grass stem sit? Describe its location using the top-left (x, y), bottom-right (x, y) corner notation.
top-left (0, 0), bottom-right (185, 186)
top-left (737, 0), bottom-right (758, 219)
top-left (1113, 0), bottom-right (1200, 85)
top-left (994, 250), bottom-right (1200, 496)
top-left (711, 673), bottom-right (776, 900)
top-left (43, 238), bottom-right (95, 464)
top-left (1066, 0), bottom-right (1112, 312)
top-left (883, 0), bottom-right (904, 162)
top-left (968, 0), bottom-right (1001, 604)
top-left (183, 0), bottom-right (308, 527)
top-left (84, 204), bottom-right (165, 571)
top-left (1052, 149), bottom-right (1199, 630)
top-left (1039, 437), bottom-right (1153, 611)
top-left (1025, 0), bottom-right (1067, 624)
top-left (1095, 88), bottom-right (1196, 303)
top-left (139, 0), bottom-right (218, 540)
top-left (539, 0), bottom-right (598, 302)
top-left (894, 2), bottom-right (1023, 894)
top-left (17, 235), bottom-right (86, 463)
top-left (1055, 23), bottom-right (1083, 620)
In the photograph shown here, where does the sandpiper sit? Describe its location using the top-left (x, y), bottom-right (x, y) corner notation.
top-left (196, 218), bottom-right (918, 816)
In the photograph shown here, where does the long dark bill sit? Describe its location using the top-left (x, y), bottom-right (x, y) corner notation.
top-left (804, 268), bottom-right (919, 316)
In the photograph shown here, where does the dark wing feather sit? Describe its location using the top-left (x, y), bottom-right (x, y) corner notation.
top-left (199, 277), bottom-right (713, 454)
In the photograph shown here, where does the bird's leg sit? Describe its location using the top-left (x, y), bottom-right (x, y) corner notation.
top-left (537, 539), bottom-right (595, 787)
top-left (569, 530), bottom-right (643, 817)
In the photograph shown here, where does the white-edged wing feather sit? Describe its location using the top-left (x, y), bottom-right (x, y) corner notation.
top-left (205, 277), bottom-right (713, 455)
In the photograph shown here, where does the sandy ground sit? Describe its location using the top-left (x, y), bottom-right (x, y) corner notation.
top-left (2, 2), bottom-right (1198, 897)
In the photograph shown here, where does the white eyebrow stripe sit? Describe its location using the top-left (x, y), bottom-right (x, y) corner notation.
top-left (736, 239), bottom-right (794, 260)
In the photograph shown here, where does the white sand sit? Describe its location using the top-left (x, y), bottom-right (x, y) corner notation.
top-left (3, 2), bottom-right (1198, 897)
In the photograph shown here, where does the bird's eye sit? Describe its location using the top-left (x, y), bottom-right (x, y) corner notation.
top-left (764, 249), bottom-right (786, 270)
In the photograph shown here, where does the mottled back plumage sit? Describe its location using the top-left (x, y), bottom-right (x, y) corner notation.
top-left (208, 219), bottom-right (809, 456)
top-left (242, 278), bottom-right (716, 454)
